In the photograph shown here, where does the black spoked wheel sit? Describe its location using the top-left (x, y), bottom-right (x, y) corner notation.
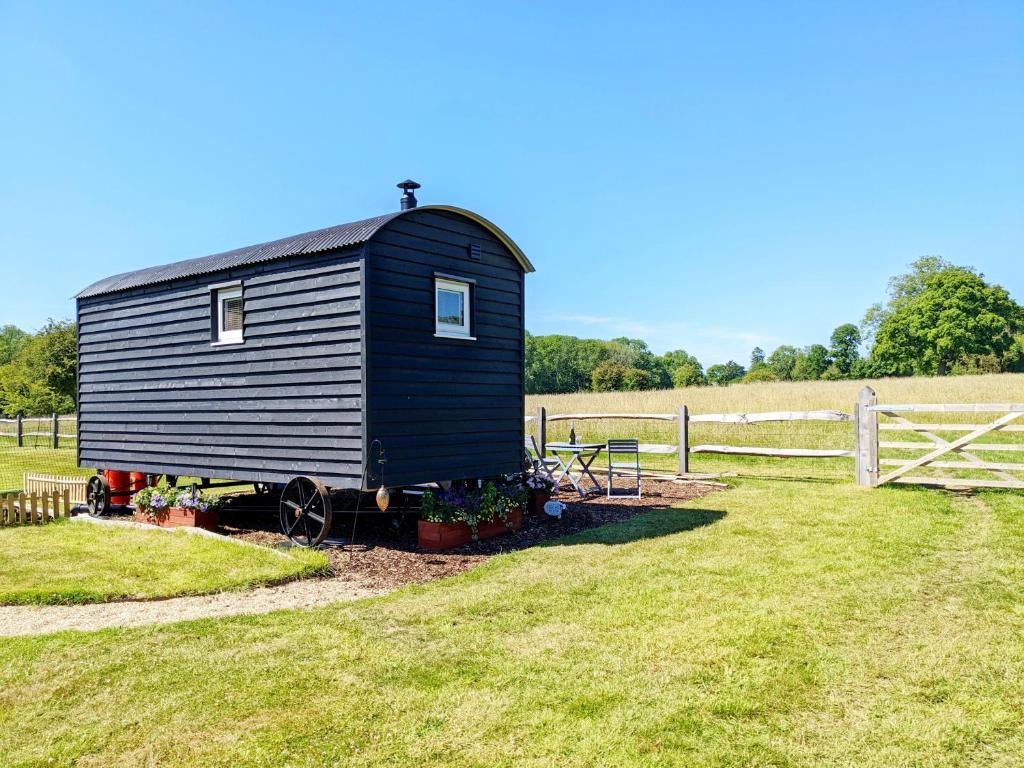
top-left (86, 475), bottom-right (111, 517)
top-left (279, 476), bottom-right (333, 547)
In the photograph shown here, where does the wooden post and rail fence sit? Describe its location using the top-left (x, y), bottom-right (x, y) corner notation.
top-left (0, 414), bottom-right (77, 449)
top-left (527, 387), bottom-right (1024, 491)
top-left (527, 405), bottom-right (854, 477)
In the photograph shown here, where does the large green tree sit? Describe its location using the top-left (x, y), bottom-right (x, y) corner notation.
top-left (791, 344), bottom-right (831, 380)
top-left (1006, 335), bottom-right (1024, 372)
top-left (869, 265), bottom-right (1021, 375)
top-left (742, 366), bottom-right (780, 383)
top-left (0, 325), bottom-right (30, 366)
top-left (608, 338), bottom-right (671, 388)
top-left (590, 360), bottom-right (628, 392)
top-left (661, 349), bottom-right (706, 388)
top-left (671, 363), bottom-right (706, 388)
top-left (0, 320), bottom-right (78, 417)
top-left (828, 323), bottom-right (862, 377)
top-left (525, 333), bottom-right (612, 394)
top-left (622, 367), bottom-right (661, 391)
top-left (706, 360), bottom-right (746, 386)
top-left (862, 256), bottom-right (952, 345)
top-left (766, 345), bottom-right (800, 380)
top-left (525, 333), bottom-right (678, 394)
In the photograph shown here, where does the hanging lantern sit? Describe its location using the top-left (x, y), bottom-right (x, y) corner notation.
top-left (372, 442), bottom-right (387, 514)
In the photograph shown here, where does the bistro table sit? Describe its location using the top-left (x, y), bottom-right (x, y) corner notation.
top-left (546, 442), bottom-right (605, 497)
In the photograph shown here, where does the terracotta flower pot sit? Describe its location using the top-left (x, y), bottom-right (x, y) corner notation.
top-left (529, 490), bottom-right (552, 517)
top-left (134, 507), bottom-right (169, 526)
top-left (417, 519), bottom-right (473, 550)
top-left (418, 508), bottom-right (522, 550)
top-left (473, 507), bottom-right (522, 540)
top-left (134, 506), bottom-right (218, 532)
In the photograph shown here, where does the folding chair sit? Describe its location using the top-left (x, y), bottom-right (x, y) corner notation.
top-left (525, 435), bottom-right (566, 487)
top-left (607, 439), bottom-right (641, 498)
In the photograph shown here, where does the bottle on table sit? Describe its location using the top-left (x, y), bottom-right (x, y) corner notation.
top-left (569, 421), bottom-right (577, 445)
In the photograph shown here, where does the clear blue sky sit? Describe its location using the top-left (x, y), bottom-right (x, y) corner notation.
top-left (2, 1), bottom-right (1021, 367)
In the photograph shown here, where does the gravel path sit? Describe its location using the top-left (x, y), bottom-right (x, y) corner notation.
top-left (0, 577), bottom-right (384, 638)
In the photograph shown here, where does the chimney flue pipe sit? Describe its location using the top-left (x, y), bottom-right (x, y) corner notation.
top-left (397, 179), bottom-right (421, 210)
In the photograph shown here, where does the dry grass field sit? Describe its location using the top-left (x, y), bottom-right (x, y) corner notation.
top-left (528, 372), bottom-right (1024, 417)
top-left (527, 373), bottom-right (1024, 481)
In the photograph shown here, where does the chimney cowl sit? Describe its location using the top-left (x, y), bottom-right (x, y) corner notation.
top-left (397, 179), bottom-right (421, 210)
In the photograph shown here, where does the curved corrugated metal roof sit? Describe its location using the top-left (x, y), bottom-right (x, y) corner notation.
top-left (75, 205), bottom-right (533, 298)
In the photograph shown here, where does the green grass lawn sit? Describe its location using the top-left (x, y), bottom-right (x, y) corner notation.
top-left (0, 520), bottom-right (328, 605)
top-left (1, 478), bottom-right (1022, 766)
top-left (0, 445), bottom-right (88, 494)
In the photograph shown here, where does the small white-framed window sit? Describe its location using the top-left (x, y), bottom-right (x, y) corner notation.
top-left (213, 285), bottom-right (244, 344)
top-left (434, 277), bottom-right (473, 339)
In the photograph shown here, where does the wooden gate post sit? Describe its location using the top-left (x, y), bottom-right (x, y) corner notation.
top-left (855, 386), bottom-right (878, 486)
top-left (16, 414), bottom-right (23, 448)
top-left (678, 404), bottom-right (689, 475)
top-left (52, 413), bottom-right (59, 449)
top-left (534, 406), bottom-right (547, 457)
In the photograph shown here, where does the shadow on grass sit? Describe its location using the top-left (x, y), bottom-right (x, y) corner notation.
top-left (544, 507), bottom-right (726, 547)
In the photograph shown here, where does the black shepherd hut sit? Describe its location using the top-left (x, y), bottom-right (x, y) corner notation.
top-left (76, 181), bottom-right (533, 543)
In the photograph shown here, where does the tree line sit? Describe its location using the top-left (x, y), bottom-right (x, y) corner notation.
top-left (526, 257), bottom-right (1024, 394)
top-left (0, 321), bottom-right (77, 417)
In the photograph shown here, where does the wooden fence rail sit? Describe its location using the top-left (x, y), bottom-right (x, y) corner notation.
top-left (545, 412), bottom-right (679, 422)
top-left (0, 414), bottom-right (76, 448)
top-left (687, 410), bottom-right (853, 469)
top-left (689, 445), bottom-right (854, 459)
top-left (528, 406), bottom-right (853, 477)
top-left (689, 410), bottom-right (851, 424)
top-left (0, 489), bottom-right (72, 526)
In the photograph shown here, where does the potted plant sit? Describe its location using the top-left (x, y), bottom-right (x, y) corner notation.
top-left (132, 486), bottom-right (221, 531)
top-left (525, 473), bottom-right (555, 516)
top-left (170, 486), bottom-right (221, 531)
top-left (418, 481), bottom-right (525, 550)
top-left (132, 486), bottom-right (172, 524)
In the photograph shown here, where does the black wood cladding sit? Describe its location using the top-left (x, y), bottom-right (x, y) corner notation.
top-left (365, 209), bottom-right (525, 487)
top-left (77, 249), bottom-right (366, 487)
top-left (76, 209), bottom-right (526, 489)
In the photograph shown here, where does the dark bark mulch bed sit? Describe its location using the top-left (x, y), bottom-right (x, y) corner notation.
top-left (216, 480), bottom-right (722, 592)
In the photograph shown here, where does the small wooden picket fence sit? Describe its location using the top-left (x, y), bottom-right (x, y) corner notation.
top-left (23, 473), bottom-right (88, 504)
top-left (0, 489), bottom-right (73, 526)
